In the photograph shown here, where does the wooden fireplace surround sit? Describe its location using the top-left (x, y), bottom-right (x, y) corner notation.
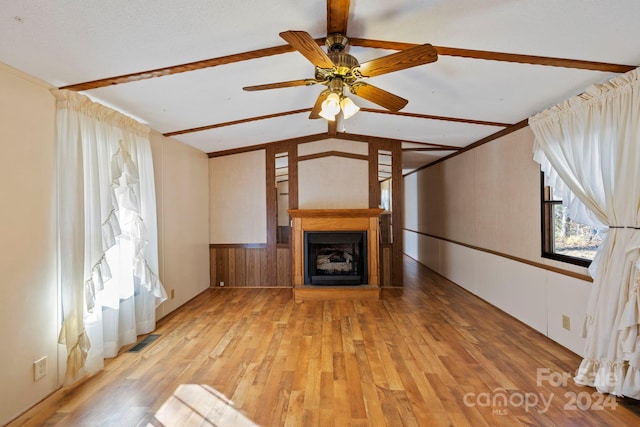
top-left (288, 208), bottom-right (383, 301)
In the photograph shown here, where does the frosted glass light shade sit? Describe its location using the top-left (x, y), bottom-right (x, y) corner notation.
top-left (319, 93), bottom-right (341, 120)
top-left (340, 96), bottom-right (360, 119)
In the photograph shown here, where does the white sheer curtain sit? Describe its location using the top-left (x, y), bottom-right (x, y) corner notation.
top-left (529, 68), bottom-right (640, 398)
top-left (54, 89), bottom-right (167, 384)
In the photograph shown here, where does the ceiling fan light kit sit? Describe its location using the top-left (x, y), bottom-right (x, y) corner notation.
top-left (317, 92), bottom-right (360, 121)
top-left (316, 75), bottom-right (360, 121)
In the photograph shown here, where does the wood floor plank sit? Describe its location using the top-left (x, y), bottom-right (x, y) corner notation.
top-left (252, 354), bottom-right (289, 426)
top-left (283, 389), bottom-right (305, 427)
top-left (8, 256), bottom-right (640, 426)
top-left (331, 353), bottom-right (351, 426)
top-left (343, 351), bottom-right (368, 420)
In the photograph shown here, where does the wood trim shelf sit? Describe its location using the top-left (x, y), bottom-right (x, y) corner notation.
top-left (288, 208), bottom-right (384, 218)
top-left (289, 208), bottom-right (383, 301)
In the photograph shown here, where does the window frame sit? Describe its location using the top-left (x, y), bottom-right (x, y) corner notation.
top-left (540, 172), bottom-right (592, 268)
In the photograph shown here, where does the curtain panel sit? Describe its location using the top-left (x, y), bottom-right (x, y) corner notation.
top-left (529, 68), bottom-right (640, 398)
top-left (54, 90), bottom-right (167, 384)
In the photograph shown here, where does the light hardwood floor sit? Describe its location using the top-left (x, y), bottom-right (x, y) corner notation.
top-left (9, 257), bottom-right (640, 426)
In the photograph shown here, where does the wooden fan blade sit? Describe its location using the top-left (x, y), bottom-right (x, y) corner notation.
top-left (327, 0), bottom-right (350, 35)
top-left (243, 79), bottom-right (317, 91)
top-left (349, 82), bottom-right (408, 112)
top-left (280, 30), bottom-right (335, 69)
top-left (309, 91), bottom-right (330, 119)
top-left (358, 44), bottom-right (438, 78)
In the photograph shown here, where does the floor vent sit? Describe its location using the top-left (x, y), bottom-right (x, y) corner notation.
top-left (126, 334), bottom-right (161, 353)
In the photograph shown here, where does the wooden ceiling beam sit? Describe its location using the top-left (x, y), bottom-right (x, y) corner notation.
top-left (349, 38), bottom-right (636, 73)
top-left (165, 107), bottom-right (507, 137)
top-left (207, 133), bottom-right (329, 158)
top-left (164, 108), bottom-right (311, 137)
top-left (334, 132), bottom-right (460, 150)
top-left (402, 147), bottom-right (461, 152)
top-left (435, 46), bottom-right (636, 73)
top-left (398, 140), bottom-right (462, 150)
top-left (60, 44), bottom-right (296, 91)
top-left (59, 38), bottom-right (635, 92)
top-left (327, 0), bottom-right (350, 35)
top-left (359, 107), bottom-right (510, 127)
top-left (327, 119), bottom-right (338, 136)
top-left (204, 129), bottom-right (464, 158)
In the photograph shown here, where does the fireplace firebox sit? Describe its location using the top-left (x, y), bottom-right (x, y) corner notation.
top-left (304, 231), bottom-right (367, 285)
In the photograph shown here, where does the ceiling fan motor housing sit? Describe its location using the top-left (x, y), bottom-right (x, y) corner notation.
top-left (315, 51), bottom-right (360, 85)
top-left (326, 33), bottom-right (349, 52)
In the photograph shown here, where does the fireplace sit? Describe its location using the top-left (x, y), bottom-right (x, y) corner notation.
top-left (288, 208), bottom-right (383, 301)
top-left (304, 231), bottom-right (367, 285)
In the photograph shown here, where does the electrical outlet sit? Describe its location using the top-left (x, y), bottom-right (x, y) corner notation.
top-left (220, 281), bottom-right (225, 287)
top-left (562, 315), bottom-right (571, 331)
top-left (170, 289), bottom-right (175, 299)
top-left (34, 356), bottom-right (47, 381)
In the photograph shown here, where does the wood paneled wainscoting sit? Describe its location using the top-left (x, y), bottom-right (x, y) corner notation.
top-left (380, 243), bottom-right (393, 286)
top-left (209, 244), bottom-right (291, 287)
top-left (209, 243), bottom-right (391, 289)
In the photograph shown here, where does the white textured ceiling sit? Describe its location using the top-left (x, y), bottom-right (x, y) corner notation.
top-left (2, 0), bottom-right (639, 174)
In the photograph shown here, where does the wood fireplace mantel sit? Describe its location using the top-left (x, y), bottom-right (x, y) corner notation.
top-left (288, 208), bottom-right (384, 219)
top-left (288, 208), bottom-right (383, 301)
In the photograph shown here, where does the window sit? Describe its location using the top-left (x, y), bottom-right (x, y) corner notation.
top-left (541, 174), bottom-right (602, 267)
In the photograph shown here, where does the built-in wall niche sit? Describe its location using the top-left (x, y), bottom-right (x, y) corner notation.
top-left (276, 152), bottom-right (290, 244)
top-left (378, 149), bottom-right (393, 244)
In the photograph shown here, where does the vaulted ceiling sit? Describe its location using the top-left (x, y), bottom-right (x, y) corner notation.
top-left (2, 0), bottom-right (639, 174)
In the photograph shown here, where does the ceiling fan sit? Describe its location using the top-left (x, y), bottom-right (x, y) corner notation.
top-left (242, 0), bottom-right (438, 120)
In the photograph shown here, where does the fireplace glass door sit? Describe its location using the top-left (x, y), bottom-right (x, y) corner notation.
top-left (304, 231), bottom-right (367, 285)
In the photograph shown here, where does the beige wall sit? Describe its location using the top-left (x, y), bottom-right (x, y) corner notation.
top-left (405, 128), bottom-right (542, 260)
top-left (209, 150), bottom-right (267, 244)
top-left (404, 126), bottom-right (592, 355)
top-left (0, 64), bottom-right (58, 425)
top-left (150, 131), bottom-right (210, 318)
top-left (298, 140), bottom-right (369, 209)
